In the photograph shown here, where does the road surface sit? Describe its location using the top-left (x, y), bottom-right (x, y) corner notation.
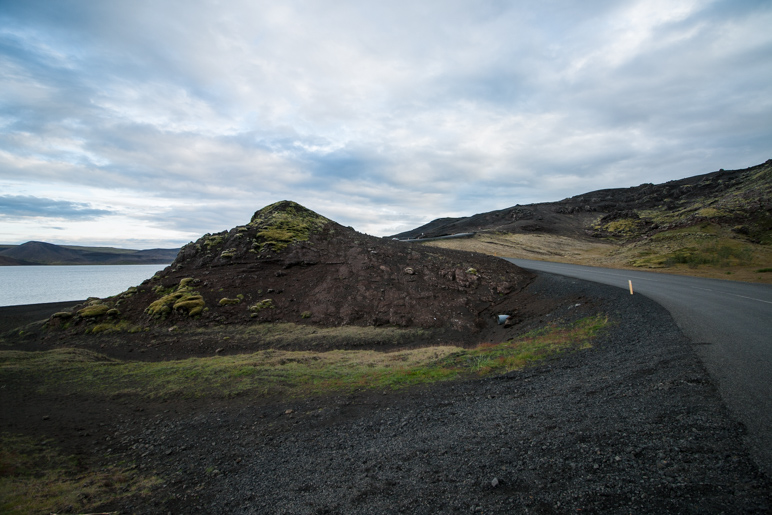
top-left (505, 258), bottom-right (772, 476)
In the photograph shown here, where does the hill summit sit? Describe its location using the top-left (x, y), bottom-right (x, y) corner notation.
top-left (49, 201), bottom-right (535, 341)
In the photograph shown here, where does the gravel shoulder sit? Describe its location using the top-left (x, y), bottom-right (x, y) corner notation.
top-left (2, 273), bottom-right (770, 513)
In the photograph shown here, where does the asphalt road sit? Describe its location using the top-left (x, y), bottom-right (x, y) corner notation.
top-left (505, 258), bottom-right (772, 476)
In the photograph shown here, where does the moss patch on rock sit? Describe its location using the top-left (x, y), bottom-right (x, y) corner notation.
top-left (250, 201), bottom-right (331, 252)
top-left (249, 299), bottom-right (275, 314)
top-left (77, 304), bottom-right (110, 318)
top-left (146, 278), bottom-right (206, 319)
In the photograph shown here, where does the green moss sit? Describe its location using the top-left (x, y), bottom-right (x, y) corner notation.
top-left (219, 297), bottom-right (241, 306)
top-left (145, 296), bottom-right (174, 318)
top-left (122, 286), bottom-right (138, 298)
top-left (602, 218), bottom-right (643, 237)
top-left (220, 248), bottom-right (237, 259)
top-left (51, 312), bottom-right (73, 319)
top-left (77, 304), bottom-right (110, 317)
top-left (153, 284), bottom-right (174, 296)
top-left (88, 320), bottom-right (140, 334)
top-left (178, 277), bottom-right (195, 289)
top-left (696, 207), bottom-right (729, 218)
top-left (146, 278), bottom-right (206, 318)
top-left (203, 234), bottom-right (225, 251)
top-left (249, 201), bottom-right (331, 253)
top-left (174, 295), bottom-right (205, 317)
top-left (249, 299), bottom-right (275, 313)
top-left (301, 311), bottom-right (312, 319)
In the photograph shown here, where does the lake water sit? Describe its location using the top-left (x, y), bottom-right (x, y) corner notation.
top-left (0, 264), bottom-right (169, 307)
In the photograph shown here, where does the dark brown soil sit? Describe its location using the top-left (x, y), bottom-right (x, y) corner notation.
top-left (1, 274), bottom-right (769, 513)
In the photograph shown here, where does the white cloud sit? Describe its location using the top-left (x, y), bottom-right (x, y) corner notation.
top-left (0, 0), bottom-right (769, 246)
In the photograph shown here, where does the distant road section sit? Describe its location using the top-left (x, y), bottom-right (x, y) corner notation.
top-left (398, 232), bottom-right (476, 243)
top-left (505, 258), bottom-right (772, 476)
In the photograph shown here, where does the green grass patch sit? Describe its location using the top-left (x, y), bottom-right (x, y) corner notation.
top-left (663, 242), bottom-right (754, 268)
top-left (0, 433), bottom-right (159, 515)
top-left (756, 268), bottom-right (772, 273)
top-left (0, 316), bottom-right (607, 400)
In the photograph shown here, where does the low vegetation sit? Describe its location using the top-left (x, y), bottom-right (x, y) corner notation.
top-left (0, 433), bottom-right (159, 515)
top-left (421, 161), bottom-right (772, 284)
top-left (0, 316), bottom-right (607, 401)
top-left (145, 277), bottom-right (206, 318)
top-left (428, 230), bottom-right (772, 284)
top-left (250, 200), bottom-right (331, 252)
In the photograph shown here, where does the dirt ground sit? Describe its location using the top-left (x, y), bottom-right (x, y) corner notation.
top-left (1, 273), bottom-right (770, 514)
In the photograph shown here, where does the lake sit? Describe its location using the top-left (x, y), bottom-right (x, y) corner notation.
top-left (0, 264), bottom-right (169, 307)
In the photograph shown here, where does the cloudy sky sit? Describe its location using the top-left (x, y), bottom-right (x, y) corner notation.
top-left (1, 0), bottom-right (770, 248)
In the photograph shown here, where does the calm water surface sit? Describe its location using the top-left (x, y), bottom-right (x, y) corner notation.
top-left (0, 264), bottom-right (169, 307)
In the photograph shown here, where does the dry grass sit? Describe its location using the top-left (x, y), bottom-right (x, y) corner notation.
top-left (0, 316), bottom-right (606, 512)
top-left (426, 233), bottom-right (772, 284)
top-left (0, 433), bottom-right (159, 515)
top-left (0, 316), bottom-right (607, 401)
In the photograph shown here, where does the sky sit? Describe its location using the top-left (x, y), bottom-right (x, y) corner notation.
top-left (1, 0), bottom-right (770, 249)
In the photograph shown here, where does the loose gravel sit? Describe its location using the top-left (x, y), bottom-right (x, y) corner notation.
top-left (106, 273), bottom-right (770, 513)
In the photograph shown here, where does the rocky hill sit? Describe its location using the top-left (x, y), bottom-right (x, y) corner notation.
top-left (0, 254), bottom-right (33, 266)
top-left (48, 201), bottom-right (535, 341)
top-left (398, 160), bottom-right (772, 279)
top-left (0, 241), bottom-right (179, 266)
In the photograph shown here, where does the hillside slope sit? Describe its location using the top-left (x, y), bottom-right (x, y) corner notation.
top-left (0, 241), bottom-right (179, 265)
top-left (45, 201), bottom-right (537, 346)
top-left (399, 160), bottom-right (772, 282)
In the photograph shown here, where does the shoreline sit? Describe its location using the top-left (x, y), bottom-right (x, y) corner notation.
top-left (0, 300), bottom-right (84, 334)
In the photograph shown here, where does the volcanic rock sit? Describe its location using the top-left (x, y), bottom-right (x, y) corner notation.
top-left (52, 201), bottom-right (534, 337)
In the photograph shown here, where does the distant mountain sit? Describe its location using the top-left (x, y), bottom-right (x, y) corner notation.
top-left (393, 160), bottom-right (772, 278)
top-left (393, 160), bottom-right (772, 244)
top-left (0, 255), bottom-right (33, 266)
top-left (0, 241), bottom-right (179, 266)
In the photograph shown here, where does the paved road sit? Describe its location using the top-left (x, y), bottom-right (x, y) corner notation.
top-left (505, 258), bottom-right (772, 476)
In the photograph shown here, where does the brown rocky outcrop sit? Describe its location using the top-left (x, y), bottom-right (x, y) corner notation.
top-left (51, 201), bottom-right (534, 337)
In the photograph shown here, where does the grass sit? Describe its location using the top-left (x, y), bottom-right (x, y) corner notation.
top-left (0, 316), bottom-right (607, 401)
top-left (429, 227), bottom-right (772, 284)
top-left (0, 433), bottom-right (159, 515)
top-left (663, 243), bottom-right (754, 268)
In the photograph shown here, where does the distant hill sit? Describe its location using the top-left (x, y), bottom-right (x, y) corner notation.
top-left (395, 160), bottom-right (772, 282)
top-left (0, 241), bottom-right (179, 266)
top-left (0, 255), bottom-right (33, 266)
